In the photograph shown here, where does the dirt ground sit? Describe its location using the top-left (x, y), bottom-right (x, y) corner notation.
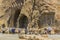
top-left (19, 34), bottom-right (60, 40)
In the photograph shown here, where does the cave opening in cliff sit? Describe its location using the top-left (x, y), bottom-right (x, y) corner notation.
top-left (19, 15), bottom-right (28, 28)
top-left (19, 15), bottom-right (28, 34)
top-left (39, 12), bottom-right (55, 27)
top-left (14, 9), bottom-right (20, 27)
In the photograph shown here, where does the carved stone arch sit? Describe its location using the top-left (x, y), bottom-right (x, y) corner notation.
top-left (16, 14), bottom-right (28, 34)
top-left (19, 14), bottom-right (28, 28)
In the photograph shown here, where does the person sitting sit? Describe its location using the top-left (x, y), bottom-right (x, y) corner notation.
top-left (47, 27), bottom-right (52, 34)
top-left (11, 27), bottom-right (15, 34)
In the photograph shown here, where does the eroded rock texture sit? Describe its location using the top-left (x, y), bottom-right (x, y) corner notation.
top-left (0, 0), bottom-right (60, 29)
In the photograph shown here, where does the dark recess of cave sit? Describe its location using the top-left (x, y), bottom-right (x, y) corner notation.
top-left (38, 12), bottom-right (55, 28)
top-left (19, 15), bottom-right (28, 34)
top-left (19, 15), bottom-right (28, 28)
top-left (14, 9), bottom-right (20, 27)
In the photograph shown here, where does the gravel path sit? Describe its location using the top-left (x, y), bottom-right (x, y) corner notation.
top-left (0, 34), bottom-right (19, 40)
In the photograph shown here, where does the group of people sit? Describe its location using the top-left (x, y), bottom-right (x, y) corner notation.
top-left (43, 27), bottom-right (56, 34)
top-left (0, 26), bottom-right (56, 35)
top-left (0, 27), bottom-right (21, 34)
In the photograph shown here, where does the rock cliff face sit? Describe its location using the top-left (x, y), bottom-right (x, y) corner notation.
top-left (0, 0), bottom-right (60, 28)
